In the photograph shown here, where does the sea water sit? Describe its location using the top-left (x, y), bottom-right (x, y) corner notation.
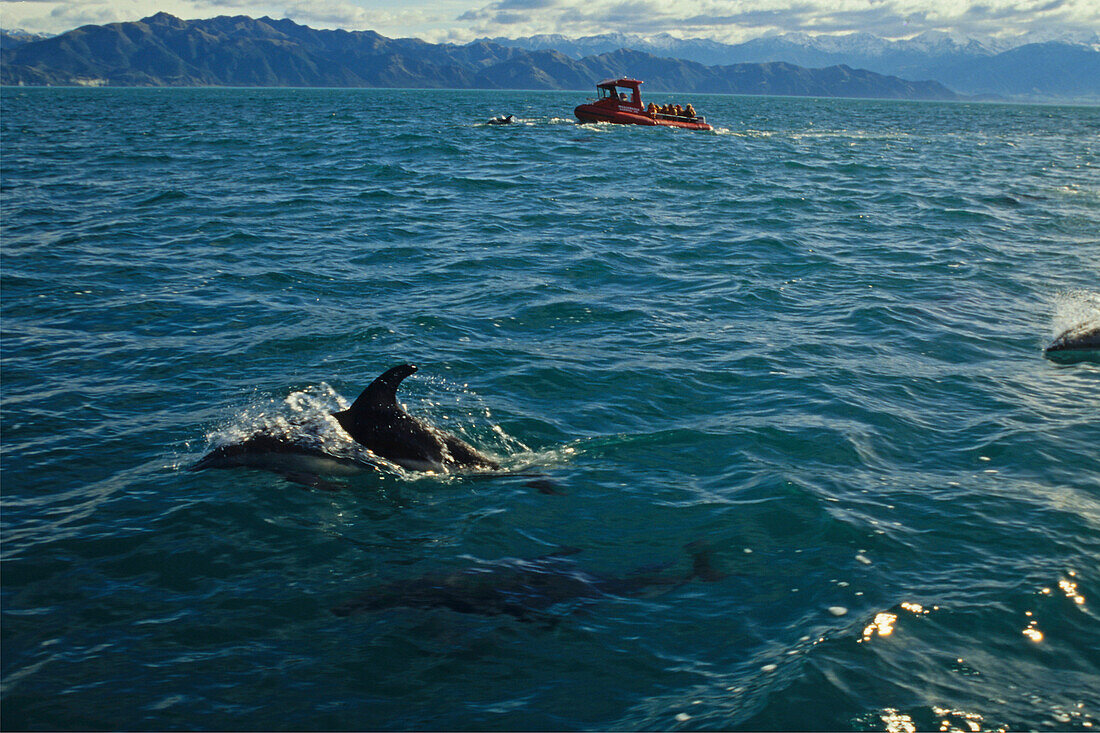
top-left (2, 87), bottom-right (1098, 731)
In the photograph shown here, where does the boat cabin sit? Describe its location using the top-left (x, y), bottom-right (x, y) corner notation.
top-left (594, 78), bottom-right (643, 111)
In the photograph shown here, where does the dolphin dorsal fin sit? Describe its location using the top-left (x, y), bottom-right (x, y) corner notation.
top-left (348, 363), bottom-right (417, 413)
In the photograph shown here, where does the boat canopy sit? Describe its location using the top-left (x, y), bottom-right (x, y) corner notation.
top-left (595, 78), bottom-right (643, 107)
top-left (596, 78), bottom-right (643, 90)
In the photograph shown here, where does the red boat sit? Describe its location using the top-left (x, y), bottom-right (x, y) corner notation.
top-left (574, 78), bottom-right (712, 131)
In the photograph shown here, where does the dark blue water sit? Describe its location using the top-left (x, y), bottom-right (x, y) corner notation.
top-left (2, 88), bottom-right (1099, 731)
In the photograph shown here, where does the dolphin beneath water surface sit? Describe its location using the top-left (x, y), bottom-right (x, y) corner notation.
top-left (333, 543), bottom-right (725, 622)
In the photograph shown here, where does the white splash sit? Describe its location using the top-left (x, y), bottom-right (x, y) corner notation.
top-left (1050, 289), bottom-right (1100, 339)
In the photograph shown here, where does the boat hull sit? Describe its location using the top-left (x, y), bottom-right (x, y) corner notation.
top-left (574, 104), bottom-right (713, 131)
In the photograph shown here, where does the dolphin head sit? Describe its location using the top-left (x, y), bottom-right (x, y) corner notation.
top-left (1045, 323), bottom-right (1100, 363)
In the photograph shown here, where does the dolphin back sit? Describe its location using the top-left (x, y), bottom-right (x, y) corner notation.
top-left (332, 364), bottom-right (501, 472)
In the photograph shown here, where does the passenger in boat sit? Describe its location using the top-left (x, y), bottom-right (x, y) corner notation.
top-left (647, 102), bottom-right (658, 116)
top-left (685, 104), bottom-right (696, 118)
top-left (674, 104), bottom-right (683, 117)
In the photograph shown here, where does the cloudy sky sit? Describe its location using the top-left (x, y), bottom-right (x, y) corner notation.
top-left (3, 0), bottom-right (1098, 43)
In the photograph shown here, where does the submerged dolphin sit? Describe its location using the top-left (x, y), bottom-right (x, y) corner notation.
top-left (1044, 322), bottom-right (1100, 363)
top-left (333, 544), bottom-right (724, 622)
top-left (194, 364), bottom-right (501, 478)
top-left (332, 364), bottom-right (500, 472)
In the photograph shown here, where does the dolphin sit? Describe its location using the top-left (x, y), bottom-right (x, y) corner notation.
top-left (193, 364), bottom-right (501, 480)
top-left (332, 543), bottom-right (724, 622)
top-left (487, 114), bottom-right (515, 125)
top-left (1044, 322), bottom-right (1100, 363)
top-left (190, 431), bottom-right (375, 488)
top-left (331, 364), bottom-right (501, 472)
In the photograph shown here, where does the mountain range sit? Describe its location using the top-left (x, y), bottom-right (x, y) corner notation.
top-left (484, 30), bottom-right (1100, 99)
top-left (2, 14), bottom-right (1096, 100)
top-left (1, 14), bottom-right (952, 99)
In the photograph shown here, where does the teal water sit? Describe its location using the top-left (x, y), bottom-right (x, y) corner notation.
top-left (2, 88), bottom-right (1099, 731)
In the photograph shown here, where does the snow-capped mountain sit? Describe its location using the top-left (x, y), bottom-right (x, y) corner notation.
top-left (477, 30), bottom-right (1100, 99)
top-left (0, 28), bottom-right (54, 50)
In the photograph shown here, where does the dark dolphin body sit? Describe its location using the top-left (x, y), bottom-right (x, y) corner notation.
top-left (1044, 323), bottom-right (1100, 363)
top-left (487, 114), bottom-right (515, 125)
top-left (193, 432), bottom-right (362, 472)
top-left (194, 364), bottom-right (500, 478)
top-left (333, 544), bottom-right (724, 622)
top-left (332, 364), bottom-right (500, 472)
top-left (191, 432), bottom-right (374, 488)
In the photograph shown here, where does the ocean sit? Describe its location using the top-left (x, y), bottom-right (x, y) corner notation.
top-left (1, 87), bottom-right (1098, 731)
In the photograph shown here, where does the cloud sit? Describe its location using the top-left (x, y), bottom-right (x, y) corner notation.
top-left (279, 0), bottom-right (373, 28)
top-left (497, 0), bottom-right (558, 9)
top-left (0, 0), bottom-right (446, 35)
top-left (199, 0), bottom-right (259, 7)
top-left (1, 0), bottom-right (134, 33)
top-left (451, 0), bottom-right (1100, 42)
top-left (2, 0), bottom-right (1096, 42)
top-left (0, 0), bottom-right (242, 32)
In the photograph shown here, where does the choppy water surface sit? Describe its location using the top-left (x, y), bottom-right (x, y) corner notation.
top-left (2, 88), bottom-right (1099, 731)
